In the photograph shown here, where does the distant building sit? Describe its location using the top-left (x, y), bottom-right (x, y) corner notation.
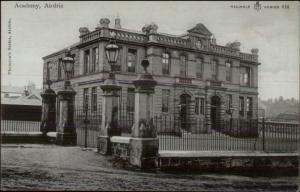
top-left (1, 84), bottom-right (42, 121)
top-left (43, 17), bottom-right (260, 131)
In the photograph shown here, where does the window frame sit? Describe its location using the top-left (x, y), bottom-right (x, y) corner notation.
top-left (225, 61), bottom-right (232, 82)
top-left (196, 57), bottom-right (204, 79)
top-left (211, 59), bottom-right (218, 80)
top-left (91, 87), bottom-right (97, 112)
top-left (179, 54), bottom-right (188, 77)
top-left (83, 50), bottom-right (90, 75)
top-left (162, 52), bottom-right (170, 75)
top-left (83, 88), bottom-right (89, 109)
top-left (161, 89), bottom-right (170, 113)
top-left (127, 48), bottom-right (137, 73)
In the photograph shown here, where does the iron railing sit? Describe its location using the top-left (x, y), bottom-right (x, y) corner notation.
top-left (156, 116), bottom-right (299, 153)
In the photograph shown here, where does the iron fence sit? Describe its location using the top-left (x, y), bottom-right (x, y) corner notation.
top-left (1, 120), bottom-right (41, 133)
top-left (156, 116), bottom-right (299, 153)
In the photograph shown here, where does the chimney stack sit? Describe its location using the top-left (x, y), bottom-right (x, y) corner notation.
top-left (100, 18), bottom-right (110, 28)
top-left (115, 14), bottom-right (121, 29)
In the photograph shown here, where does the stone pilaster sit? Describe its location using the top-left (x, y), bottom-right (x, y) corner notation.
top-left (97, 76), bottom-right (121, 155)
top-left (56, 83), bottom-right (77, 146)
top-left (40, 88), bottom-right (57, 135)
top-left (130, 59), bottom-right (158, 170)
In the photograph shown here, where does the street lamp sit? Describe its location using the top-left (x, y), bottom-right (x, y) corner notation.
top-left (105, 31), bottom-right (119, 79)
top-left (62, 50), bottom-right (74, 87)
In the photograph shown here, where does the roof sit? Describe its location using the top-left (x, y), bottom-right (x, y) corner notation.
top-left (187, 23), bottom-right (212, 36)
top-left (1, 90), bottom-right (42, 106)
top-left (42, 42), bottom-right (80, 59)
top-left (276, 113), bottom-right (299, 121)
top-left (2, 97), bottom-right (42, 106)
top-left (1, 85), bottom-right (24, 94)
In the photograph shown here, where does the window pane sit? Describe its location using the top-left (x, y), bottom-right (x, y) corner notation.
top-left (83, 88), bottom-right (89, 109)
top-left (84, 50), bottom-right (90, 74)
top-left (180, 55), bottom-right (187, 76)
top-left (91, 87), bottom-right (97, 111)
top-left (195, 98), bottom-right (199, 114)
top-left (196, 58), bottom-right (203, 78)
top-left (162, 89), bottom-right (170, 112)
top-left (127, 49), bottom-right (136, 73)
top-left (127, 88), bottom-right (135, 112)
top-left (162, 53), bottom-right (170, 75)
top-left (200, 98), bottom-right (205, 114)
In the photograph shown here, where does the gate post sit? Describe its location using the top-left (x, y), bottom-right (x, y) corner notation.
top-left (40, 83), bottom-right (57, 135)
top-left (130, 59), bottom-right (158, 170)
top-left (56, 83), bottom-right (77, 145)
top-left (97, 74), bottom-right (121, 155)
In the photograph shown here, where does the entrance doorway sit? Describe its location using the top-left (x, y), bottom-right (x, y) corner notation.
top-left (180, 94), bottom-right (191, 131)
top-left (211, 96), bottom-right (221, 131)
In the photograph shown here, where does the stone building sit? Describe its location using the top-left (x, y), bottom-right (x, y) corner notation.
top-left (42, 17), bottom-right (260, 132)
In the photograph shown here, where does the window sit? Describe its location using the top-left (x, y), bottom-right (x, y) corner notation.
top-left (196, 58), bottom-right (203, 79)
top-left (127, 88), bottom-right (135, 112)
top-left (83, 88), bottom-right (89, 109)
top-left (71, 54), bottom-right (75, 78)
top-left (114, 47), bottom-right (122, 72)
top-left (46, 62), bottom-right (50, 81)
top-left (127, 49), bottom-right (137, 73)
top-left (162, 89), bottom-right (170, 112)
top-left (246, 97), bottom-right (253, 117)
top-left (239, 96), bottom-right (244, 116)
top-left (91, 47), bottom-right (98, 73)
top-left (58, 59), bottom-right (62, 80)
top-left (240, 67), bottom-right (251, 86)
top-left (180, 55), bottom-right (187, 77)
top-left (162, 53), bottom-right (170, 75)
top-left (91, 87), bottom-right (97, 112)
top-left (211, 60), bottom-right (218, 80)
top-left (227, 94), bottom-right (232, 110)
top-left (84, 50), bottom-right (90, 74)
top-left (195, 97), bottom-right (205, 115)
top-left (225, 62), bottom-right (232, 82)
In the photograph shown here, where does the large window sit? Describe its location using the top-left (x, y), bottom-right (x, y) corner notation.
top-left (239, 96), bottom-right (244, 116)
top-left (225, 62), bottom-right (232, 82)
top-left (91, 87), bottom-right (97, 112)
top-left (46, 62), bottom-right (50, 81)
top-left (127, 49), bottom-right (137, 73)
top-left (240, 67), bottom-right (251, 86)
top-left (58, 58), bottom-right (63, 80)
top-left (162, 89), bottom-right (170, 113)
top-left (246, 97), bottom-right (253, 117)
top-left (196, 58), bottom-right (203, 79)
top-left (195, 97), bottom-right (205, 115)
top-left (84, 50), bottom-right (90, 74)
top-left (83, 88), bottom-right (89, 109)
top-left (162, 53), bottom-right (170, 75)
top-left (179, 55), bottom-right (187, 77)
top-left (127, 88), bottom-right (135, 112)
top-left (91, 47), bottom-right (98, 73)
top-left (211, 60), bottom-right (218, 80)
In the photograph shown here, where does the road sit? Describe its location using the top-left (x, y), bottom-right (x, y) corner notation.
top-left (1, 144), bottom-right (298, 191)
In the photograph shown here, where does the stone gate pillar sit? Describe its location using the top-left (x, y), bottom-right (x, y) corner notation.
top-left (97, 75), bottom-right (121, 155)
top-left (130, 59), bottom-right (158, 170)
top-left (56, 82), bottom-right (77, 146)
top-left (40, 87), bottom-right (56, 135)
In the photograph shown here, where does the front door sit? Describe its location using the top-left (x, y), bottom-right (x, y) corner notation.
top-left (180, 94), bottom-right (191, 131)
top-left (211, 96), bottom-right (221, 131)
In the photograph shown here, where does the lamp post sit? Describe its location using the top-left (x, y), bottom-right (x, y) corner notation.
top-left (98, 32), bottom-right (121, 155)
top-left (40, 62), bottom-right (57, 135)
top-left (56, 50), bottom-right (77, 146)
top-left (105, 31), bottom-right (119, 79)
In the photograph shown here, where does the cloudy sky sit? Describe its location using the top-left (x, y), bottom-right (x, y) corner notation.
top-left (1, 1), bottom-right (299, 100)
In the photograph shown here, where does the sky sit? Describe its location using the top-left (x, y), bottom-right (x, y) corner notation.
top-left (1, 1), bottom-right (299, 100)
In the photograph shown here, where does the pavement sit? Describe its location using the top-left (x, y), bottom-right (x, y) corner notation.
top-left (1, 144), bottom-right (299, 191)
